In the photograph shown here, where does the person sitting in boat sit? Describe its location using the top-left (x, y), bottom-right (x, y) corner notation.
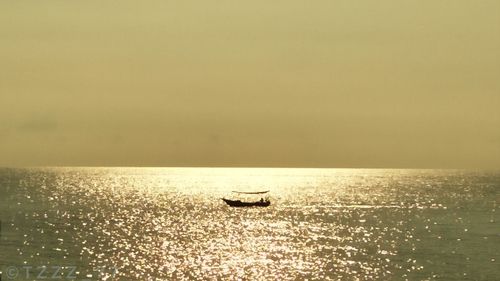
top-left (260, 198), bottom-right (264, 202)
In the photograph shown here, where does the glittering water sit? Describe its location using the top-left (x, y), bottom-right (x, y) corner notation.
top-left (0, 168), bottom-right (499, 280)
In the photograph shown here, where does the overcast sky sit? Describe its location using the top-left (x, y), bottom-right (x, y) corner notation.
top-left (1, 1), bottom-right (499, 168)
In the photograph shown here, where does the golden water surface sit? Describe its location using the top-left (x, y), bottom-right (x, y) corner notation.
top-left (0, 168), bottom-right (498, 280)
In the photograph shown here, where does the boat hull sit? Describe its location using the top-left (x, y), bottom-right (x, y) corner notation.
top-left (222, 198), bottom-right (270, 207)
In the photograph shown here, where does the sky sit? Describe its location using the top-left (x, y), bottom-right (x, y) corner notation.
top-left (1, 1), bottom-right (499, 168)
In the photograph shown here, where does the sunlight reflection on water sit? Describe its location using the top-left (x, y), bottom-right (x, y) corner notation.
top-left (0, 168), bottom-right (499, 280)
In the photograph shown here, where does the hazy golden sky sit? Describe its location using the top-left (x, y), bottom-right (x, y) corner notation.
top-left (1, 1), bottom-right (499, 168)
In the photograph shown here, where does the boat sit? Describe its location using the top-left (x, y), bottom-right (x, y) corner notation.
top-left (222, 198), bottom-right (271, 207)
top-left (221, 190), bottom-right (271, 207)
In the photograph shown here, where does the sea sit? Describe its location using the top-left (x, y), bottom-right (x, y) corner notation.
top-left (0, 168), bottom-right (498, 280)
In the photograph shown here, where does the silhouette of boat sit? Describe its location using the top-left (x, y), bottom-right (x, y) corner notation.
top-left (222, 190), bottom-right (271, 207)
top-left (222, 198), bottom-right (271, 207)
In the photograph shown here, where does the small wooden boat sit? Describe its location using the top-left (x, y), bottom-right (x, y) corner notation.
top-left (222, 190), bottom-right (271, 207)
top-left (222, 198), bottom-right (271, 207)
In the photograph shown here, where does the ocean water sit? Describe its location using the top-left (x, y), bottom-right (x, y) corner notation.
top-left (0, 168), bottom-right (498, 280)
